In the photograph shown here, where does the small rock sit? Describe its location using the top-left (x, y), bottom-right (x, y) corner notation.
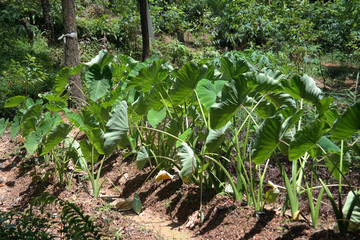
top-left (0, 177), bottom-right (6, 183)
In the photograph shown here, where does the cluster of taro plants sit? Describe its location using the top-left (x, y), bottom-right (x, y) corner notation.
top-left (0, 50), bottom-right (359, 233)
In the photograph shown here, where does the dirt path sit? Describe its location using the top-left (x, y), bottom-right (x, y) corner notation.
top-left (131, 209), bottom-right (198, 240)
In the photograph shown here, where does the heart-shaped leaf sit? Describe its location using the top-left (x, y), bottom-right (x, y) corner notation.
top-left (196, 79), bottom-right (226, 111)
top-left (104, 101), bottom-right (128, 155)
top-left (42, 123), bottom-right (72, 155)
top-left (127, 59), bottom-right (169, 92)
top-left (5, 96), bottom-right (26, 108)
top-left (331, 102), bottom-right (360, 141)
top-left (206, 122), bottom-right (231, 153)
top-left (220, 57), bottom-right (250, 80)
top-left (244, 72), bottom-right (282, 93)
top-left (324, 152), bottom-right (351, 180)
top-left (24, 131), bottom-right (41, 156)
top-left (147, 108), bottom-right (166, 128)
top-left (171, 62), bottom-right (209, 105)
top-left (289, 121), bottom-right (328, 161)
top-left (281, 75), bottom-right (323, 104)
top-left (85, 64), bottom-right (112, 101)
top-left (136, 146), bottom-right (149, 170)
top-left (210, 76), bottom-right (254, 129)
top-left (252, 115), bottom-right (284, 164)
top-left (177, 142), bottom-right (197, 183)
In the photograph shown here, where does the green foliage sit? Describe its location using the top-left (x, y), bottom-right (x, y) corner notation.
top-left (3, 48), bottom-right (359, 233)
top-left (0, 194), bottom-right (103, 239)
top-left (150, 0), bottom-right (207, 34)
top-left (0, 208), bottom-right (54, 239)
top-left (177, 142), bottom-right (197, 183)
top-left (1, 54), bottom-right (56, 118)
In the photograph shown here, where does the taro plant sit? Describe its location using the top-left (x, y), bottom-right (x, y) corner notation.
top-left (315, 101), bottom-right (360, 233)
top-left (2, 94), bottom-right (77, 185)
top-left (207, 62), bottom-right (294, 210)
top-left (130, 56), bottom-right (292, 212)
top-left (251, 72), bottom-right (360, 232)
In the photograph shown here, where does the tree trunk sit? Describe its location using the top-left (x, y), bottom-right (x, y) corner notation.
top-left (22, 18), bottom-right (34, 41)
top-left (41, 0), bottom-right (55, 44)
top-left (138, 0), bottom-right (151, 61)
top-left (61, 0), bottom-right (84, 103)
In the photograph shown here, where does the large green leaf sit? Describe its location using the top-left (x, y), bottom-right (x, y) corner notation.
top-left (165, 119), bottom-right (180, 148)
top-left (220, 57), bottom-right (250, 80)
top-left (87, 127), bottom-right (105, 155)
top-left (318, 136), bottom-right (340, 153)
top-left (86, 101), bottom-right (110, 126)
top-left (85, 49), bottom-right (114, 68)
top-left (205, 122), bottom-right (231, 153)
top-left (244, 72), bottom-right (282, 93)
top-left (322, 108), bottom-right (338, 127)
top-left (42, 123), bottom-right (72, 155)
top-left (148, 85), bottom-right (170, 111)
top-left (252, 115), bottom-right (284, 164)
top-left (281, 75), bottom-right (323, 104)
top-left (24, 131), bottom-right (41, 156)
top-left (127, 59), bottom-right (169, 92)
top-left (266, 92), bottom-right (297, 111)
top-left (210, 76), bottom-right (254, 129)
top-left (22, 117), bottom-right (37, 138)
top-left (176, 128), bottom-right (192, 148)
top-left (252, 110), bottom-right (303, 164)
top-left (260, 68), bottom-right (286, 81)
top-left (177, 142), bottom-right (197, 183)
top-left (196, 79), bottom-right (226, 111)
top-left (0, 118), bottom-right (9, 137)
top-left (41, 92), bottom-right (68, 112)
top-left (324, 152), bottom-right (351, 180)
top-left (131, 93), bottom-right (150, 122)
top-left (342, 190), bottom-right (360, 232)
top-left (316, 97), bottom-right (334, 117)
top-left (331, 102), bottom-right (360, 141)
top-left (82, 109), bottom-right (100, 129)
top-left (289, 121), bottom-right (328, 161)
top-left (78, 139), bottom-right (100, 165)
top-left (22, 104), bottom-right (43, 124)
top-left (171, 62), bottom-right (209, 105)
top-left (110, 62), bottom-right (127, 79)
top-left (79, 139), bottom-right (92, 162)
top-left (85, 64), bottom-right (112, 101)
top-left (10, 115), bottom-right (21, 139)
top-left (136, 146), bottom-right (149, 170)
top-left (147, 108), bottom-right (166, 128)
top-left (4, 96), bottom-right (26, 108)
top-left (54, 67), bottom-right (71, 96)
top-left (128, 55), bottom-right (160, 78)
top-left (37, 116), bottom-right (54, 138)
top-left (103, 101), bottom-right (128, 155)
top-left (70, 63), bottom-right (85, 75)
top-left (254, 98), bottom-right (277, 119)
top-left (63, 137), bottom-right (88, 171)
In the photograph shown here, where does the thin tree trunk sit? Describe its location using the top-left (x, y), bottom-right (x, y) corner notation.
top-left (41, 0), bottom-right (55, 44)
top-left (138, 0), bottom-right (151, 61)
top-left (22, 18), bottom-right (34, 41)
top-left (61, 0), bottom-right (84, 103)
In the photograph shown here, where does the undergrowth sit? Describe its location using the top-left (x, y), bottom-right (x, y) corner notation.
top-left (0, 194), bottom-right (104, 239)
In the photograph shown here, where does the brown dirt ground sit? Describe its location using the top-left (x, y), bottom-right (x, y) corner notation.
top-left (1, 110), bottom-right (360, 239)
